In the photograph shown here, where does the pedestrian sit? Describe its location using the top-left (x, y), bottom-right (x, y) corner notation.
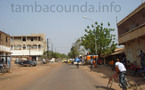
top-left (7, 57), bottom-right (11, 69)
top-left (122, 55), bottom-right (127, 68)
top-left (139, 50), bottom-right (145, 69)
top-left (75, 56), bottom-right (80, 68)
top-left (93, 55), bottom-right (97, 68)
top-left (43, 58), bottom-right (46, 64)
top-left (115, 58), bottom-right (127, 90)
top-left (109, 60), bottom-right (114, 71)
top-left (90, 56), bottom-right (93, 71)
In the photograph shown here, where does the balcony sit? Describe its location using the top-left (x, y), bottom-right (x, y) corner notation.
top-left (118, 23), bottom-right (145, 44)
top-left (0, 45), bottom-right (11, 53)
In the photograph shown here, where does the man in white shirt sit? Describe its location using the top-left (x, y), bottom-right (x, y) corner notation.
top-left (115, 59), bottom-right (127, 90)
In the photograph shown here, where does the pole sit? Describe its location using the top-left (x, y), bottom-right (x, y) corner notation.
top-left (51, 43), bottom-right (53, 53)
top-left (47, 39), bottom-right (49, 59)
top-left (83, 16), bottom-right (97, 55)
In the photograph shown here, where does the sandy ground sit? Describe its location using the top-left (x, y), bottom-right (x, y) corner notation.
top-left (79, 64), bottom-right (145, 90)
top-left (0, 62), bottom-right (145, 90)
top-left (0, 62), bottom-right (62, 90)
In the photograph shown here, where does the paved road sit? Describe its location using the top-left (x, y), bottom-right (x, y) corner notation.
top-left (19, 63), bottom-right (106, 90)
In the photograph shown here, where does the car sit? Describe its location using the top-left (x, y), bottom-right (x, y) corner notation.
top-left (19, 60), bottom-right (37, 67)
top-left (49, 58), bottom-right (55, 63)
top-left (62, 59), bottom-right (67, 63)
top-left (14, 59), bottom-right (22, 64)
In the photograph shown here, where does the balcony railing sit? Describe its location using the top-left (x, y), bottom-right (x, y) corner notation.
top-left (0, 45), bottom-right (11, 52)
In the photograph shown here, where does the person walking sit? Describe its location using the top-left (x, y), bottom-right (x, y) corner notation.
top-left (75, 57), bottom-right (80, 68)
top-left (90, 56), bottom-right (93, 71)
top-left (7, 57), bottom-right (11, 69)
top-left (122, 55), bottom-right (127, 68)
top-left (115, 59), bottom-right (127, 90)
top-left (43, 58), bottom-right (46, 64)
top-left (139, 50), bottom-right (145, 69)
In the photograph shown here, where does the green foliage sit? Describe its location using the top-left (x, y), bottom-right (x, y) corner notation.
top-left (81, 22), bottom-right (117, 57)
top-left (68, 39), bottom-right (85, 58)
top-left (43, 51), bottom-right (67, 59)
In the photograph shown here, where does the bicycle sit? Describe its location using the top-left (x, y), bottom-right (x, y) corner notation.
top-left (0, 64), bottom-right (10, 73)
top-left (107, 73), bottom-right (137, 90)
top-left (76, 61), bottom-right (80, 68)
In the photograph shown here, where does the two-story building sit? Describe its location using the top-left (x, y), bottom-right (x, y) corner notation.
top-left (0, 31), bottom-right (11, 64)
top-left (11, 33), bottom-right (47, 61)
top-left (117, 2), bottom-right (145, 65)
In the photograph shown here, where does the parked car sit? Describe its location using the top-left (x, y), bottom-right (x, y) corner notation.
top-left (62, 59), bottom-right (67, 63)
top-left (50, 58), bottom-right (55, 63)
top-left (14, 59), bottom-right (22, 64)
top-left (19, 60), bottom-right (37, 67)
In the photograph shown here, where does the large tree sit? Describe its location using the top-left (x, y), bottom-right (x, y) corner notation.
top-left (81, 22), bottom-right (117, 57)
top-left (68, 39), bottom-right (86, 58)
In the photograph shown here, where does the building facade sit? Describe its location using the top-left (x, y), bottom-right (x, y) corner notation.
top-left (117, 2), bottom-right (145, 65)
top-left (11, 33), bottom-right (47, 61)
top-left (0, 31), bottom-right (11, 64)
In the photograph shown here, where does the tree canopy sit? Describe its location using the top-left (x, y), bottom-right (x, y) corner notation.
top-left (43, 51), bottom-right (67, 59)
top-left (81, 22), bottom-right (117, 57)
top-left (68, 39), bottom-right (86, 58)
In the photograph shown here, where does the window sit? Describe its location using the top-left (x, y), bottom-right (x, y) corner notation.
top-left (10, 37), bottom-right (13, 42)
top-left (27, 45), bottom-right (31, 49)
top-left (0, 34), bottom-right (1, 40)
top-left (11, 45), bottom-right (13, 49)
top-left (38, 37), bottom-right (41, 41)
top-left (23, 37), bottom-right (26, 41)
top-left (38, 45), bottom-right (41, 49)
top-left (0, 34), bottom-right (1, 44)
top-left (31, 38), bottom-right (33, 41)
top-left (15, 45), bottom-right (21, 50)
top-left (33, 45), bottom-right (37, 49)
top-left (6, 36), bottom-right (8, 42)
top-left (23, 45), bottom-right (26, 50)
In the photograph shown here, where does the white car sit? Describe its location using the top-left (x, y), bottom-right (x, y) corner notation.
top-left (74, 61), bottom-right (82, 65)
top-left (49, 58), bottom-right (55, 63)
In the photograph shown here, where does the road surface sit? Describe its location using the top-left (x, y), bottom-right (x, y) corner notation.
top-left (18, 63), bottom-right (106, 90)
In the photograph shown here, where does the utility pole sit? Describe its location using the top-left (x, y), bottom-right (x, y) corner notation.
top-left (51, 43), bottom-right (53, 53)
top-left (47, 39), bottom-right (49, 59)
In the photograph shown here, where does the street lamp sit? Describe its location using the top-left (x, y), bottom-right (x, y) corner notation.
top-left (83, 16), bottom-right (97, 55)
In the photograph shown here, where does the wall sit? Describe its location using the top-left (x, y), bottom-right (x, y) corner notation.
top-left (125, 38), bottom-right (145, 66)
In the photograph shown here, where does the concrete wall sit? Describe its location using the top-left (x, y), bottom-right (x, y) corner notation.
top-left (0, 31), bottom-right (10, 47)
top-left (125, 38), bottom-right (145, 66)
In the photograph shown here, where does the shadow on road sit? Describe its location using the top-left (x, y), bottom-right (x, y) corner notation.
top-left (95, 85), bottom-right (115, 90)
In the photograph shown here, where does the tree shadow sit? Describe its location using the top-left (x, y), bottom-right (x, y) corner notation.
top-left (95, 85), bottom-right (115, 90)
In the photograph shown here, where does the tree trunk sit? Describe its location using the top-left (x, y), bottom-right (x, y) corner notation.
top-left (104, 58), bottom-right (106, 66)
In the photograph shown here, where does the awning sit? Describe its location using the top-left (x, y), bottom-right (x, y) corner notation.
top-left (111, 47), bottom-right (125, 55)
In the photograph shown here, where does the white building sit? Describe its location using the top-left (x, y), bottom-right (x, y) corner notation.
top-left (11, 33), bottom-right (47, 61)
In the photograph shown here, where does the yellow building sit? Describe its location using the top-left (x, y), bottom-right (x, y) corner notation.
top-left (0, 31), bottom-right (11, 63)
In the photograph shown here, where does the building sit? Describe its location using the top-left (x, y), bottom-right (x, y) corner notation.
top-left (0, 31), bottom-right (11, 64)
top-left (117, 2), bottom-right (145, 65)
top-left (11, 33), bottom-right (47, 61)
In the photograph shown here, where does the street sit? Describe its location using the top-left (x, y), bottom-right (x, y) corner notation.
top-left (18, 63), bottom-right (106, 90)
top-left (0, 63), bottom-right (107, 90)
top-left (0, 62), bottom-right (145, 90)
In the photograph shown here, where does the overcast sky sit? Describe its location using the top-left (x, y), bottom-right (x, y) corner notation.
top-left (0, 0), bottom-right (143, 54)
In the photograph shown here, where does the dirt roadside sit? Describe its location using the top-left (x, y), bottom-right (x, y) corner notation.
top-left (0, 62), bottom-right (62, 90)
top-left (79, 64), bottom-right (145, 90)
